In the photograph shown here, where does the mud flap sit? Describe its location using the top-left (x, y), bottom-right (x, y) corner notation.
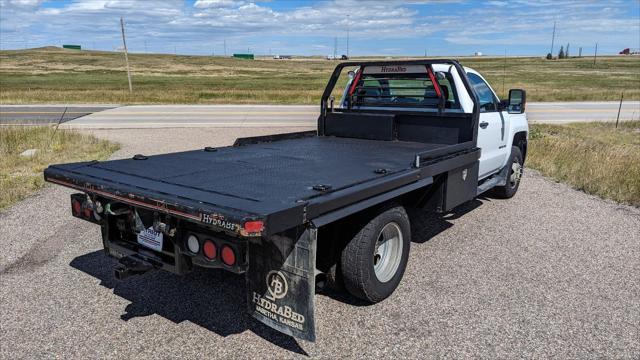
top-left (246, 226), bottom-right (317, 341)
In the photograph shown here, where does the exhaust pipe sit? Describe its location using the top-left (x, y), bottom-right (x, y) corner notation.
top-left (114, 255), bottom-right (153, 280)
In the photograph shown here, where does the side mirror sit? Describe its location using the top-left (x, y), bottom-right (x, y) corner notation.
top-left (507, 89), bottom-right (526, 114)
top-left (347, 70), bottom-right (356, 79)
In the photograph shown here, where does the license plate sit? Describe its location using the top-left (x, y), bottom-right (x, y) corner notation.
top-left (137, 227), bottom-right (163, 252)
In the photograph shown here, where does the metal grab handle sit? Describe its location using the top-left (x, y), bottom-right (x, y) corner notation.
top-left (479, 121), bottom-right (489, 129)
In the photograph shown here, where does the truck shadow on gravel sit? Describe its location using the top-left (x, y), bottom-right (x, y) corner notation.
top-left (69, 252), bottom-right (308, 355)
top-left (68, 198), bottom-right (485, 354)
top-left (410, 199), bottom-right (484, 243)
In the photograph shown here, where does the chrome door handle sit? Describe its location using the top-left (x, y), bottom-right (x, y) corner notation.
top-left (479, 121), bottom-right (489, 129)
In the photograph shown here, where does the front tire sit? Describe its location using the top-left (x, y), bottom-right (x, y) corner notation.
top-left (491, 146), bottom-right (523, 199)
top-left (340, 206), bottom-right (411, 303)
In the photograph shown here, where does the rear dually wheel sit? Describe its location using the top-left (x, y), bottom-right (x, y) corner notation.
top-left (340, 206), bottom-right (411, 303)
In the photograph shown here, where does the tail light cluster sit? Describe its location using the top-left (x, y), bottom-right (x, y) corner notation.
top-left (70, 193), bottom-right (100, 223)
top-left (185, 233), bottom-right (237, 267)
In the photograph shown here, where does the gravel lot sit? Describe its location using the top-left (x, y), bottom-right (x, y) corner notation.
top-left (1, 127), bottom-right (638, 358)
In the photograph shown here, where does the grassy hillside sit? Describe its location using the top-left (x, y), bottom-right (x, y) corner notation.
top-left (1, 47), bottom-right (638, 104)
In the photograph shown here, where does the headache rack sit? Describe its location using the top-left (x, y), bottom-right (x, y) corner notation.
top-left (319, 59), bottom-right (479, 133)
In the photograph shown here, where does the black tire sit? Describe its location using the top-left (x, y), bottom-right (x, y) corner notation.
top-left (491, 146), bottom-right (523, 199)
top-left (340, 206), bottom-right (411, 303)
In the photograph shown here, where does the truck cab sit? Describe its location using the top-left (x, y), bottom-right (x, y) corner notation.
top-left (338, 63), bottom-right (529, 192)
top-left (465, 68), bottom-right (528, 182)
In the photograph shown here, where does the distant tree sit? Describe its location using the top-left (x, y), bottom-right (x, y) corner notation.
top-left (546, 52), bottom-right (553, 60)
top-left (558, 45), bottom-right (565, 59)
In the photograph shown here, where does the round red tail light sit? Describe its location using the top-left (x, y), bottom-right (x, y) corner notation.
top-left (72, 200), bottom-right (82, 216)
top-left (83, 206), bottom-right (92, 218)
top-left (221, 246), bottom-right (236, 266)
top-left (203, 240), bottom-right (217, 260)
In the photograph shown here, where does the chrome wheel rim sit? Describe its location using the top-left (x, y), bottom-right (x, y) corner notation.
top-left (373, 222), bottom-right (403, 283)
top-left (510, 161), bottom-right (523, 188)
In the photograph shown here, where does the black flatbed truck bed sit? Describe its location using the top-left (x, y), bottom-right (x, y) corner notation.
top-left (46, 133), bottom-right (478, 235)
top-left (44, 59), bottom-right (482, 342)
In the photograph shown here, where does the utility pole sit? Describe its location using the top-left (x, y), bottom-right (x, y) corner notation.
top-left (502, 48), bottom-right (507, 96)
top-left (333, 36), bottom-right (337, 59)
top-left (594, 42), bottom-right (598, 65)
top-left (346, 14), bottom-right (350, 58)
top-left (566, 43), bottom-right (570, 57)
top-left (120, 17), bottom-right (133, 93)
top-left (578, 47), bottom-right (582, 57)
top-left (550, 21), bottom-right (556, 55)
top-left (224, 39), bottom-right (227, 56)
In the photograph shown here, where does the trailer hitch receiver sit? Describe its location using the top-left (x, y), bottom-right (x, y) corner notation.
top-left (114, 255), bottom-right (154, 280)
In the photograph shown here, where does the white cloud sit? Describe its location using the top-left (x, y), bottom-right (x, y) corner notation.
top-left (435, 0), bottom-right (640, 50)
top-left (194, 0), bottom-right (243, 9)
top-left (0, 0), bottom-right (637, 55)
top-left (0, 0), bottom-right (43, 7)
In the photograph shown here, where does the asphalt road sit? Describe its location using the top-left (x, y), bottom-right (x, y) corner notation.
top-left (1, 127), bottom-right (638, 358)
top-left (2, 102), bottom-right (639, 128)
top-left (64, 105), bottom-right (317, 128)
top-left (62, 102), bottom-right (640, 128)
top-left (0, 105), bottom-right (116, 125)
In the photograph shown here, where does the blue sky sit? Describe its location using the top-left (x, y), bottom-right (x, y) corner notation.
top-left (1, 0), bottom-right (638, 56)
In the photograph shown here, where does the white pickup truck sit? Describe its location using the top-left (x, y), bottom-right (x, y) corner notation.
top-left (45, 60), bottom-right (528, 341)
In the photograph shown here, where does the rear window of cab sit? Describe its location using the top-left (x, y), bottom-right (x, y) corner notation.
top-left (346, 65), bottom-right (460, 109)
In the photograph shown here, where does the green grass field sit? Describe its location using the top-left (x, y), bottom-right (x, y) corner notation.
top-left (0, 126), bottom-right (119, 211)
top-left (1, 47), bottom-right (638, 104)
top-left (527, 121), bottom-right (640, 206)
